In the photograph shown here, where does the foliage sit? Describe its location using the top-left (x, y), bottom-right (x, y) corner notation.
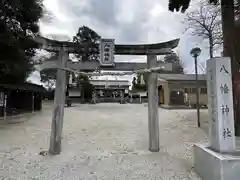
top-left (168, 0), bottom-right (240, 135)
top-left (131, 74), bottom-right (147, 92)
top-left (0, 0), bottom-right (43, 84)
top-left (40, 68), bottom-right (57, 90)
top-left (73, 25), bottom-right (101, 100)
top-left (185, 0), bottom-right (240, 58)
top-left (73, 25), bottom-right (101, 62)
top-left (77, 74), bottom-right (90, 86)
top-left (132, 77), bottom-right (137, 88)
top-left (164, 51), bottom-right (184, 73)
top-left (76, 74), bottom-right (93, 100)
top-left (132, 51), bottom-right (184, 92)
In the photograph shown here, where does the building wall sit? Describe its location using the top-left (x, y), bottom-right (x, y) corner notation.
top-left (185, 93), bottom-right (208, 105)
top-left (158, 80), bottom-right (208, 106)
top-left (183, 85), bottom-right (208, 105)
top-left (69, 90), bottom-right (81, 97)
top-left (158, 80), bottom-right (169, 105)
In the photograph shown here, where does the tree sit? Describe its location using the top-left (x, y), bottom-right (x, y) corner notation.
top-left (40, 68), bottom-right (57, 90)
top-left (132, 77), bottom-right (137, 88)
top-left (73, 26), bottom-right (101, 102)
top-left (169, 0), bottom-right (240, 135)
top-left (168, 0), bottom-right (238, 69)
top-left (186, 1), bottom-right (222, 58)
top-left (0, 0), bottom-right (43, 84)
top-left (73, 26), bottom-right (101, 62)
top-left (198, 61), bottom-right (206, 74)
top-left (164, 51), bottom-right (185, 73)
top-left (131, 74), bottom-right (148, 92)
top-left (76, 74), bottom-right (93, 102)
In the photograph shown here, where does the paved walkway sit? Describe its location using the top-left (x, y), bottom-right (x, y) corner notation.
top-left (0, 103), bottom-right (208, 180)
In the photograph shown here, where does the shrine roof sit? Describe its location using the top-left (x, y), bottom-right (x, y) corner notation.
top-left (158, 74), bottom-right (206, 81)
top-left (0, 83), bottom-right (46, 92)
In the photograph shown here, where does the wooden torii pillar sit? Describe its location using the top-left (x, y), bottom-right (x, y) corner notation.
top-left (34, 36), bottom-right (179, 154)
top-left (147, 52), bottom-right (159, 151)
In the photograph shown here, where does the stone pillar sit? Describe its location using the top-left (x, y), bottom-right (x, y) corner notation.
top-left (207, 57), bottom-right (235, 153)
top-left (49, 47), bottom-right (68, 155)
top-left (193, 57), bottom-right (239, 180)
top-left (147, 54), bottom-right (159, 152)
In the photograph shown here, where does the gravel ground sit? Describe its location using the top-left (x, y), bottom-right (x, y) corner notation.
top-left (0, 103), bottom-right (208, 180)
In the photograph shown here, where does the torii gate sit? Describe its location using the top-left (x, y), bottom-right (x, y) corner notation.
top-left (34, 36), bottom-right (179, 155)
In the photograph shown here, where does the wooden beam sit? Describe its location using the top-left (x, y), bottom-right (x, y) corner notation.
top-left (33, 35), bottom-right (179, 55)
top-left (114, 48), bottom-right (173, 55)
top-left (38, 60), bottom-right (173, 72)
top-left (115, 39), bottom-right (179, 55)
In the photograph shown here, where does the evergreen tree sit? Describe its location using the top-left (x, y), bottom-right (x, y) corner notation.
top-left (73, 26), bottom-right (101, 101)
top-left (0, 0), bottom-right (43, 84)
top-left (73, 25), bottom-right (101, 62)
top-left (164, 51), bottom-right (184, 74)
top-left (40, 68), bottom-right (57, 90)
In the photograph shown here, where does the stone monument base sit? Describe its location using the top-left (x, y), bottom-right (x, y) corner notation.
top-left (194, 143), bottom-right (240, 180)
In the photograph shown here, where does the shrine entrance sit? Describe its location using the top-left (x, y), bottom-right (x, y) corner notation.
top-left (170, 90), bottom-right (184, 105)
top-left (34, 36), bottom-right (179, 155)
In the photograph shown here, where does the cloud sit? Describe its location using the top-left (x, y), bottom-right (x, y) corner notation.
top-left (27, 71), bottom-right (42, 85)
top-left (38, 0), bottom-right (211, 83)
top-left (41, 0), bottom-right (184, 43)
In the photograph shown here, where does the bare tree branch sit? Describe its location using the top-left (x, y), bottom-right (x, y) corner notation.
top-left (185, 0), bottom-right (222, 58)
top-left (198, 61), bottom-right (206, 74)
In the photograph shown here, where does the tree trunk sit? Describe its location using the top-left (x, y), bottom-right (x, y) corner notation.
top-left (221, 0), bottom-right (240, 135)
top-left (221, 0), bottom-right (236, 69)
top-left (209, 35), bottom-right (214, 58)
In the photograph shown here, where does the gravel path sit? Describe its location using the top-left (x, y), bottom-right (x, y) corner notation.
top-left (0, 103), bottom-right (208, 180)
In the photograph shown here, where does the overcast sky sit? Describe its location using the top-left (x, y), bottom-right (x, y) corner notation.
top-left (28, 0), bottom-right (219, 84)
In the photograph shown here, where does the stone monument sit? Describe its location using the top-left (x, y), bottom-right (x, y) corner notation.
top-left (194, 57), bottom-right (240, 180)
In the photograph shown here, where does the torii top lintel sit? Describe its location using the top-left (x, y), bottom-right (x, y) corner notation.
top-left (34, 36), bottom-right (179, 55)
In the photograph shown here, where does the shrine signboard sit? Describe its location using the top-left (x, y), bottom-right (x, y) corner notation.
top-left (99, 38), bottom-right (115, 67)
top-left (206, 57), bottom-right (235, 153)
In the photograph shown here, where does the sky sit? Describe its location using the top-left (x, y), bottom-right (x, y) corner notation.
top-left (28, 0), bottom-right (218, 85)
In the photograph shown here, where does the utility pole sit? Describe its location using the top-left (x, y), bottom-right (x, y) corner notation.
top-left (194, 56), bottom-right (201, 127)
top-left (190, 47), bottom-right (201, 128)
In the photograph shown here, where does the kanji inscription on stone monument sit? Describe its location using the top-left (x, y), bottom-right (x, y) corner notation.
top-left (223, 128), bottom-right (232, 139)
top-left (221, 105), bottom-right (230, 116)
top-left (220, 84), bottom-right (229, 94)
top-left (206, 57), bottom-right (235, 153)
